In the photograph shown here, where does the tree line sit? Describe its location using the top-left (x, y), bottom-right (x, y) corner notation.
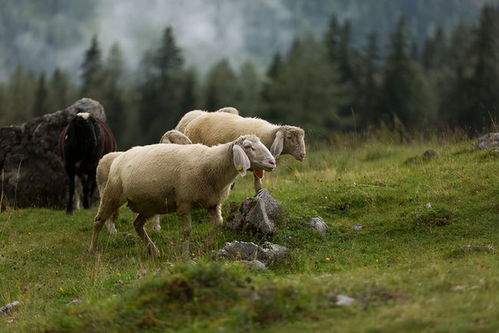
top-left (1, 5), bottom-right (498, 147)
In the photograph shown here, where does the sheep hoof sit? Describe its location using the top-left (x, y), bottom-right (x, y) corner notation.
top-left (106, 224), bottom-right (118, 234)
top-left (148, 247), bottom-right (160, 257)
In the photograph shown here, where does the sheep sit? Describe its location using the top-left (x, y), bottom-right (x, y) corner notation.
top-left (180, 111), bottom-right (305, 193)
top-left (174, 107), bottom-right (239, 132)
top-left (96, 130), bottom-right (192, 234)
top-left (88, 135), bottom-right (276, 259)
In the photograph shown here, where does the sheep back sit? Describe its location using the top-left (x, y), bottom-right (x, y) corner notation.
top-left (184, 112), bottom-right (278, 148)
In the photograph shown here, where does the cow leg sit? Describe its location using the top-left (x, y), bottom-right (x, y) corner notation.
top-left (82, 173), bottom-right (92, 209)
top-left (66, 168), bottom-right (75, 215)
top-left (87, 170), bottom-right (97, 209)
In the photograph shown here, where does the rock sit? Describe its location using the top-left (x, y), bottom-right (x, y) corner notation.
top-left (226, 189), bottom-right (282, 236)
top-left (353, 224), bottom-right (363, 231)
top-left (0, 301), bottom-right (22, 315)
top-left (425, 202), bottom-right (432, 209)
top-left (476, 133), bottom-right (499, 149)
top-left (422, 149), bottom-right (439, 157)
top-left (309, 216), bottom-right (328, 233)
top-left (336, 294), bottom-right (355, 306)
top-left (0, 98), bottom-right (107, 209)
top-left (460, 244), bottom-right (495, 253)
top-left (214, 240), bottom-right (289, 265)
top-left (66, 298), bottom-right (81, 306)
top-left (241, 259), bottom-right (267, 270)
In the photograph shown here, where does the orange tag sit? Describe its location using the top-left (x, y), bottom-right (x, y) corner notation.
top-left (254, 169), bottom-right (264, 179)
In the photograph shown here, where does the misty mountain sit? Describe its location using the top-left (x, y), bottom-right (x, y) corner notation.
top-left (0, 0), bottom-right (497, 80)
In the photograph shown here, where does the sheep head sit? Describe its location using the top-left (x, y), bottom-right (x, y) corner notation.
top-left (160, 130), bottom-right (192, 144)
top-left (233, 135), bottom-right (276, 176)
top-left (271, 126), bottom-right (306, 161)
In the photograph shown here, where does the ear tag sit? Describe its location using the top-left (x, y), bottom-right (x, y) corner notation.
top-left (236, 164), bottom-right (243, 171)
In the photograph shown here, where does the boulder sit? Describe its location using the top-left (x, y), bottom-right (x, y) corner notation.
top-left (225, 189), bottom-right (282, 236)
top-left (422, 149), bottom-right (439, 158)
top-left (214, 240), bottom-right (289, 265)
top-left (476, 133), bottom-right (499, 149)
top-left (0, 98), bottom-right (107, 209)
top-left (309, 216), bottom-right (328, 233)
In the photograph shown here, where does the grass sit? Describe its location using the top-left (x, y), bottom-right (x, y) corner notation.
top-left (1, 138), bottom-right (498, 332)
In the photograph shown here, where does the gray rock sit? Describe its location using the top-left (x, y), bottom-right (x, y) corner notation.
top-left (66, 298), bottom-right (81, 306)
top-left (0, 301), bottom-right (22, 315)
top-left (353, 224), bottom-right (363, 231)
top-left (242, 259), bottom-right (267, 270)
top-left (309, 216), bottom-right (328, 233)
top-left (422, 149), bottom-right (439, 157)
top-left (476, 133), bottom-right (499, 149)
top-left (226, 189), bottom-right (282, 236)
top-left (461, 244), bottom-right (495, 253)
top-left (336, 294), bottom-right (355, 306)
top-left (215, 240), bottom-right (289, 265)
top-left (0, 98), bottom-right (107, 209)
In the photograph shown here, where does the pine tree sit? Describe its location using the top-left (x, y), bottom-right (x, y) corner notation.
top-left (358, 32), bottom-right (381, 128)
top-left (422, 26), bottom-right (447, 70)
top-left (263, 35), bottom-right (349, 135)
top-left (137, 26), bottom-right (184, 143)
top-left (381, 17), bottom-right (418, 129)
top-left (81, 35), bottom-right (104, 97)
top-left (32, 72), bottom-right (49, 117)
top-left (180, 67), bottom-right (198, 114)
top-left (6, 65), bottom-right (37, 124)
top-left (467, 5), bottom-right (499, 132)
top-left (48, 68), bottom-right (75, 111)
top-left (324, 15), bottom-right (341, 63)
top-left (103, 43), bottom-right (127, 145)
top-left (204, 59), bottom-right (239, 111)
top-left (238, 60), bottom-right (262, 116)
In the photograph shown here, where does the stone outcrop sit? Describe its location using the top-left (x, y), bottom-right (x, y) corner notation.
top-left (0, 98), bottom-right (106, 209)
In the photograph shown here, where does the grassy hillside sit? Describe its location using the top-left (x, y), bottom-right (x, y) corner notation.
top-left (1, 138), bottom-right (498, 332)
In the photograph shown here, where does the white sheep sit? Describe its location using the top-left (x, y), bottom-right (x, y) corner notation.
top-left (179, 111), bottom-right (305, 192)
top-left (96, 130), bottom-right (192, 234)
top-left (88, 135), bottom-right (276, 259)
top-left (174, 107), bottom-right (239, 133)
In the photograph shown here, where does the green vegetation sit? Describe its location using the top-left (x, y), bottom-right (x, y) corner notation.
top-left (1, 139), bottom-right (498, 332)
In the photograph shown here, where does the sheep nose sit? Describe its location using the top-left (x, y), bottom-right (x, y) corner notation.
top-left (268, 159), bottom-right (276, 166)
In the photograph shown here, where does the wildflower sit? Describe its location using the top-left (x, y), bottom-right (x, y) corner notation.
top-left (116, 272), bottom-right (121, 277)
top-left (324, 257), bottom-right (331, 262)
top-left (59, 287), bottom-right (64, 293)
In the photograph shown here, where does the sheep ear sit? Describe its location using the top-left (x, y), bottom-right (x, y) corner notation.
top-left (271, 130), bottom-right (284, 158)
top-left (233, 145), bottom-right (250, 176)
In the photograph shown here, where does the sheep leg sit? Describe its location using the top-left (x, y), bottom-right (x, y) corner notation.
top-left (150, 215), bottom-right (161, 231)
top-left (204, 205), bottom-right (223, 248)
top-left (105, 209), bottom-right (120, 234)
top-left (105, 220), bottom-right (117, 234)
top-left (88, 195), bottom-right (121, 252)
top-left (253, 174), bottom-right (263, 193)
top-left (180, 214), bottom-right (192, 261)
top-left (133, 214), bottom-right (160, 257)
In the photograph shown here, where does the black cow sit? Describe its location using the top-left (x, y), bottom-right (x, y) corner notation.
top-left (59, 112), bottom-right (117, 214)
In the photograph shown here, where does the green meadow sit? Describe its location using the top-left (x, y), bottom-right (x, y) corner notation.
top-left (1, 137), bottom-right (498, 332)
